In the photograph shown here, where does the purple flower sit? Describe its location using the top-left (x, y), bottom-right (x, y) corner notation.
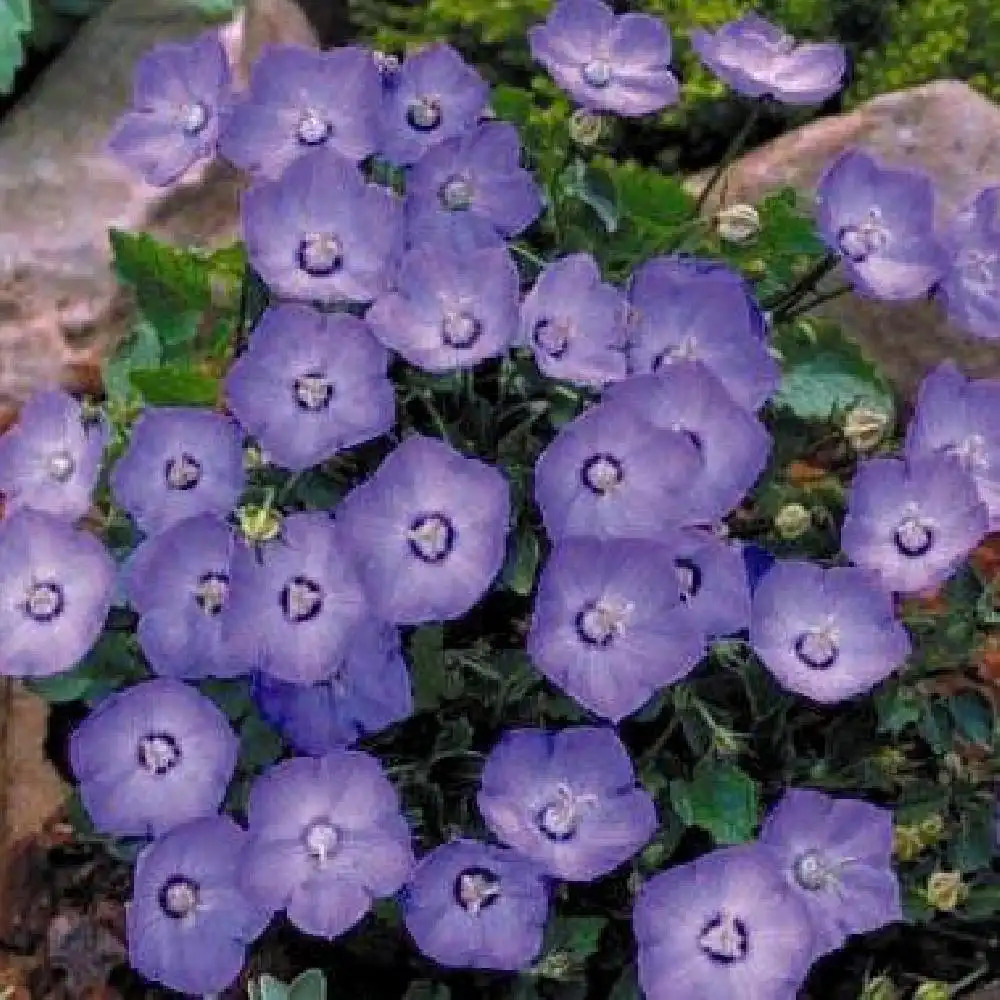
top-left (519, 253), bottom-right (630, 388)
top-left (533, 397), bottom-right (701, 543)
top-left (240, 752), bottom-right (415, 939)
top-left (749, 560), bottom-right (911, 704)
top-left (634, 844), bottom-right (816, 1000)
top-left (477, 727), bottom-right (656, 882)
top-left (0, 509), bottom-right (114, 678)
top-left (661, 526), bottom-right (752, 640)
top-left (528, 0), bottom-right (679, 116)
top-left (219, 44), bottom-right (382, 178)
top-left (816, 149), bottom-right (948, 301)
top-left (604, 362), bottom-right (772, 526)
top-left (759, 788), bottom-right (902, 956)
top-left (379, 43), bottom-right (488, 166)
top-left (108, 30), bottom-right (231, 187)
top-left (224, 304), bottom-right (395, 472)
top-left (841, 453), bottom-right (988, 594)
top-left (936, 187), bottom-right (1000, 340)
top-left (220, 511), bottom-right (369, 684)
top-left (110, 407), bottom-right (245, 536)
top-left (126, 816), bottom-right (270, 995)
top-left (122, 514), bottom-right (242, 680)
top-left (0, 389), bottom-right (107, 522)
top-left (366, 243), bottom-right (520, 372)
top-left (742, 542), bottom-right (776, 594)
top-left (69, 678), bottom-right (238, 838)
top-left (334, 434), bottom-right (510, 625)
top-left (241, 147), bottom-right (403, 305)
top-left (401, 839), bottom-right (549, 971)
top-left (906, 362), bottom-right (1000, 532)
top-left (253, 618), bottom-right (412, 754)
top-left (625, 256), bottom-right (779, 412)
top-left (691, 14), bottom-right (846, 104)
top-left (406, 122), bottom-right (542, 243)
top-left (526, 535), bottom-right (706, 722)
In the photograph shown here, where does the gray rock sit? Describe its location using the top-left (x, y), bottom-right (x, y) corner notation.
top-left (689, 80), bottom-right (1000, 401)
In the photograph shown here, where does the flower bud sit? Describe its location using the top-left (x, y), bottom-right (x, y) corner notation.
top-left (568, 108), bottom-right (604, 147)
top-left (913, 982), bottom-right (951, 1000)
top-left (916, 813), bottom-right (945, 846)
top-left (242, 443), bottom-right (268, 471)
top-left (237, 503), bottom-right (282, 544)
top-left (743, 258), bottom-right (768, 279)
top-left (843, 404), bottom-right (891, 453)
top-left (925, 870), bottom-right (966, 912)
top-left (859, 974), bottom-right (900, 1000)
top-left (716, 203), bottom-right (761, 244)
top-left (892, 823), bottom-right (923, 862)
top-left (774, 502), bottom-right (812, 540)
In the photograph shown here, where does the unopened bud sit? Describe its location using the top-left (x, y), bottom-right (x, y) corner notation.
top-left (925, 870), bottom-right (966, 912)
top-left (874, 747), bottom-right (907, 776)
top-left (243, 443), bottom-right (268, 471)
top-left (913, 982), bottom-right (950, 1000)
top-left (237, 503), bottom-right (282, 544)
top-left (743, 258), bottom-right (768, 279)
top-left (843, 404), bottom-right (891, 452)
top-left (774, 502), bottom-right (812, 540)
top-left (892, 823), bottom-right (923, 862)
top-left (568, 108), bottom-right (604, 147)
top-left (716, 203), bottom-right (761, 244)
top-left (859, 974), bottom-right (900, 1000)
top-left (916, 813), bottom-right (945, 846)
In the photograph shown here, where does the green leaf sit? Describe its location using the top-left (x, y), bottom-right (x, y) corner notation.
top-left (961, 882), bottom-right (1000, 919)
top-left (875, 687), bottom-right (922, 736)
top-left (23, 667), bottom-right (97, 703)
top-left (947, 692), bottom-right (994, 747)
top-left (102, 318), bottom-right (163, 402)
top-left (0, 1), bottom-right (28, 96)
top-left (23, 631), bottom-right (144, 704)
top-left (44, 0), bottom-right (104, 15)
top-left (490, 84), bottom-right (534, 126)
top-left (199, 678), bottom-right (254, 722)
top-left (501, 526), bottom-right (540, 596)
top-left (560, 158), bottom-right (619, 233)
top-left (287, 969), bottom-right (327, 1000)
top-left (408, 625), bottom-right (449, 711)
top-left (773, 318), bottom-right (895, 424)
top-left (532, 916), bottom-right (606, 980)
top-left (608, 965), bottom-right (641, 1000)
top-left (186, 0), bottom-right (240, 17)
top-left (253, 975), bottom-right (291, 1000)
top-left (129, 364), bottom-right (219, 406)
top-left (948, 803), bottom-right (996, 873)
top-left (239, 713), bottom-right (284, 771)
top-left (669, 759), bottom-right (759, 845)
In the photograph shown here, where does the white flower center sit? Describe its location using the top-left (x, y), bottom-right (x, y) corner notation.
top-left (298, 232), bottom-right (344, 276)
top-left (794, 618), bottom-right (840, 670)
top-left (304, 820), bottom-right (341, 868)
top-left (194, 572), bottom-right (228, 615)
top-left (440, 175), bottom-right (474, 211)
top-left (23, 581), bottom-right (63, 622)
top-left (160, 876), bottom-right (199, 919)
top-left (407, 96), bottom-right (442, 131)
top-left (137, 732), bottom-right (182, 775)
top-left (576, 596), bottom-right (635, 646)
top-left (532, 318), bottom-right (572, 358)
top-left (581, 453), bottom-right (624, 495)
top-left (538, 783), bottom-right (599, 840)
top-left (280, 575), bottom-right (324, 623)
top-left (699, 910), bottom-right (748, 963)
top-left (837, 208), bottom-right (889, 262)
top-left (441, 310), bottom-right (482, 349)
top-left (296, 107), bottom-right (331, 146)
top-left (407, 514), bottom-right (454, 563)
top-left (455, 869), bottom-right (502, 915)
top-left (164, 453), bottom-right (201, 491)
top-left (792, 850), bottom-right (834, 892)
top-left (893, 502), bottom-right (935, 558)
top-left (180, 101), bottom-right (209, 135)
top-left (46, 449), bottom-right (75, 483)
top-left (582, 58), bottom-right (613, 88)
top-left (294, 371), bottom-right (334, 411)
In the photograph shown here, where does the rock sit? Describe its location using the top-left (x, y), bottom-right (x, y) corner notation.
top-left (688, 80), bottom-right (1000, 401)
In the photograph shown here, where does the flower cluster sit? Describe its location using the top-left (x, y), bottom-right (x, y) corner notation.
top-left (0, 0), bottom-right (996, 996)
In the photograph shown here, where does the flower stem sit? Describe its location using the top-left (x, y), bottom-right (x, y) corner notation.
top-left (510, 243), bottom-right (548, 272)
top-left (694, 100), bottom-right (764, 217)
top-left (763, 251), bottom-right (841, 314)
top-left (775, 281), bottom-right (854, 323)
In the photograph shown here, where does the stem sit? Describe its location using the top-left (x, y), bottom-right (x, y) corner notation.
top-left (763, 251), bottom-right (840, 313)
top-left (694, 101), bottom-right (764, 216)
top-left (510, 243), bottom-right (548, 272)
top-left (775, 282), bottom-right (854, 323)
top-left (417, 391), bottom-right (451, 442)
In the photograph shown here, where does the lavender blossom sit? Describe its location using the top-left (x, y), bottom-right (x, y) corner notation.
top-left (69, 678), bottom-right (238, 838)
top-left (477, 727), bottom-right (657, 882)
top-left (603, 362), bottom-right (772, 526)
top-left (841, 453), bottom-right (988, 594)
top-left (219, 511), bottom-right (370, 684)
top-left (110, 407), bottom-right (245, 536)
top-left (815, 149), bottom-right (948, 300)
top-left (634, 844), bottom-right (816, 1000)
top-left (0, 509), bottom-right (115, 678)
top-left (625, 255), bottom-right (779, 412)
top-left (253, 619), bottom-right (412, 754)
top-left (126, 816), bottom-right (270, 995)
top-left (0, 389), bottom-right (108, 522)
top-left (936, 186), bottom-right (1000, 340)
top-left (366, 243), bottom-right (520, 372)
top-left (749, 560), bottom-right (911, 704)
top-left (526, 535), bottom-right (706, 722)
top-left (528, 0), bottom-right (679, 116)
top-left (691, 14), bottom-right (846, 104)
top-left (240, 752), bottom-right (415, 939)
top-left (519, 253), bottom-right (630, 387)
top-left (224, 304), bottom-right (395, 471)
top-left (108, 30), bottom-right (231, 186)
top-left (759, 788), bottom-right (902, 956)
top-left (219, 44), bottom-right (382, 178)
top-left (906, 361), bottom-right (1000, 532)
top-left (123, 513), bottom-right (241, 679)
top-left (379, 43), bottom-right (488, 166)
top-left (533, 397), bottom-right (701, 543)
top-left (241, 147), bottom-right (403, 305)
top-left (401, 839), bottom-right (550, 970)
top-left (334, 434), bottom-right (510, 625)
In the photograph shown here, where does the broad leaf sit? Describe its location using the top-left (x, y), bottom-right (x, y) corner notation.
top-left (670, 759), bottom-right (759, 845)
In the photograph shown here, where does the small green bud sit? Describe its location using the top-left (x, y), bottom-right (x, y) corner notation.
top-left (913, 982), bottom-right (951, 1000)
top-left (243, 443), bottom-right (268, 471)
top-left (715, 203), bottom-right (761, 243)
top-left (743, 258), bottom-right (768, 278)
top-left (774, 502), bottom-right (812, 540)
top-left (925, 870), bottom-right (966, 912)
top-left (858, 973), bottom-right (900, 1000)
top-left (568, 108), bottom-right (604, 147)
top-left (892, 823), bottom-right (923, 862)
top-left (843, 404), bottom-right (891, 452)
top-left (916, 813), bottom-right (945, 846)
top-left (237, 503), bottom-right (282, 544)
